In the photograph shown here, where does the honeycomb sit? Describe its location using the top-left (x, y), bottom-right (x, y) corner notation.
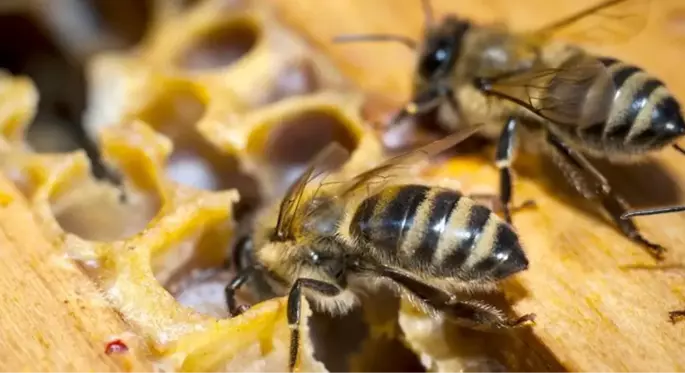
top-left (0, 0), bottom-right (540, 371)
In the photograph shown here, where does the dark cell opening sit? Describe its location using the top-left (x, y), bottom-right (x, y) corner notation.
top-left (177, 19), bottom-right (259, 71)
top-left (89, 0), bottom-right (153, 47)
top-left (136, 85), bottom-right (261, 217)
top-left (263, 110), bottom-right (358, 167)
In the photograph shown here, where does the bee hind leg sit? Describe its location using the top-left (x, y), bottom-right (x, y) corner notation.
top-left (370, 264), bottom-right (535, 330)
top-left (545, 133), bottom-right (666, 260)
top-left (601, 188), bottom-right (666, 260)
top-left (286, 278), bottom-right (341, 372)
top-left (440, 299), bottom-right (536, 330)
top-left (669, 310), bottom-right (685, 324)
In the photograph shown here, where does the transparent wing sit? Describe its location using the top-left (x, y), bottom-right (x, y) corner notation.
top-left (522, 0), bottom-right (651, 46)
top-left (335, 124), bottom-right (484, 200)
top-left (284, 124), bottom-right (483, 238)
top-left (274, 143), bottom-right (350, 240)
top-left (478, 54), bottom-right (616, 127)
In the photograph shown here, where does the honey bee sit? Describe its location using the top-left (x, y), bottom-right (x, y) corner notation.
top-left (333, 0), bottom-right (685, 261)
top-left (225, 125), bottom-right (535, 371)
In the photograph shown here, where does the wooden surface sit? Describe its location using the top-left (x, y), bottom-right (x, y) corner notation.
top-left (1, 0), bottom-right (685, 371)
top-left (272, 0), bottom-right (685, 371)
top-left (0, 175), bottom-right (153, 371)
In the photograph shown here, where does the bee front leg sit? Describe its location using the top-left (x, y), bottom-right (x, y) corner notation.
top-left (225, 266), bottom-right (255, 317)
top-left (495, 117), bottom-right (520, 224)
top-left (286, 278), bottom-right (341, 372)
top-left (545, 133), bottom-right (666, 260)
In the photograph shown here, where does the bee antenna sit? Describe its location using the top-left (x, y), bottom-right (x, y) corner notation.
top-left (421, 0), bottom-right (435, 27)
top-left (332, 34), bottom-right (418, 50)
top-left (673, 143), bottom-right (685, 156)
top-left (621, 205), bottom-right (685, 219)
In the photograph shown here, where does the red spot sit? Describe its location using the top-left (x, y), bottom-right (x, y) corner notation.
top-left (105, 339), bottom-right (129, 355)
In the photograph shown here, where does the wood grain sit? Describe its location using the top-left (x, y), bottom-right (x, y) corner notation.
top-left (271, 0), bottom-right (685, 371)
top-left (0, 175), bottom-right (153, 371)
top-left (0, 0), bottom-right (684, 371)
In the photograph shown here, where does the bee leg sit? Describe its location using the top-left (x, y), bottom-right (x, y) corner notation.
top-left (228, 236), bottom-right (253, 271)
top-left (602, 191), bottom-right (666, 260)
top-left (494, 117), bottom-right (520, 224)
top-left (287, 278), bottom-right (341, 372)
top-left (669, 310), bottom-right (685, 324)
top-left (467, 193), bottom-right (537, 215)
top-left (440, 299), bottom-right (536, 330)
top-left (371, 264), bottom-right (535, 330)
top-left (225, 266), bottom-right (255, 317)
top-left (73, 126), bottom-right (129, 203)
top-left (545, 133), bottom-right (666, 260)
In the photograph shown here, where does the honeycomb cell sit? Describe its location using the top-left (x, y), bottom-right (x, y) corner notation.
top-left (254, 108), bottom-right (359, 195)
top-left (87, 0), bottom-right (154, 48)
top-left (200, 92), bottom-right (385, 201)
top-left (176, 18), bottom-right (259, 71)
top-left (53, 180), bottom-right (160, 242)
top-left (148, 193), bottom-right (236, 297)
top-left (0, 5), bottom-right (372, 371)
top-left (167, 267), bottom-right (236, 318)
top-left (135, 82), bottom-right (261, 217)
top-left (265, 58), bottom-right (322, 104)
top-left (262, 110), bottom-right (357, 167)
top-left (135, 82), bottom-right (207, 139)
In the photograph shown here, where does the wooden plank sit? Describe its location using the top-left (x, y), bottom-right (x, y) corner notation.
top-left (0, 175), bottom-right (153, 371)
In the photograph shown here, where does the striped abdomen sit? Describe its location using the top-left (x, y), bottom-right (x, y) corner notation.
top-left (348, 184), bottom-right (528, 281)
top-left (573, 57), bottom-right (685, 153)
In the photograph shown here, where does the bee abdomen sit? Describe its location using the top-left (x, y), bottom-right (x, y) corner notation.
top-left (430, 199), bottom-right (528, 280)
top-left (349, 184), bottom-right (432, 261)
top-left (580, 58), bottom-right (685, 150)
top-left (349, 185), bottom-right (528, 281)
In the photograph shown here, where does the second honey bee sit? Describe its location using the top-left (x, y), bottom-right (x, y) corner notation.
top-left (333, 0), bottom-right (685, 260)
top-left (225, 125), bottom-right (535, 372)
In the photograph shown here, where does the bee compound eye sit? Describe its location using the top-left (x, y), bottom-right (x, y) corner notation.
top-left (419, 46), bottom-right (450, 78)
top-left (419, 35), bottom-right (455, 78)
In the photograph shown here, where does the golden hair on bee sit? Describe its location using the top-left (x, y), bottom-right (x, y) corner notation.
top-left (225, 125), bottom-right (534, 372)
top-left (333, 0), bottom-right (685, 262)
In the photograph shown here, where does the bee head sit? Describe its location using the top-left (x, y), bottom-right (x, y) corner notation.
top-left (417, 16), bottom-right (470, 81)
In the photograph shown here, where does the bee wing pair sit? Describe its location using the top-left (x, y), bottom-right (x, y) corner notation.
top-left (477, 54), bottom-right (617, 127)
top-left (273, 124), bottom-right (485, 239)
top-left (273, 144), bottom-right (348, 240)
top-left (479, 0), bottom-right (650, 126)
